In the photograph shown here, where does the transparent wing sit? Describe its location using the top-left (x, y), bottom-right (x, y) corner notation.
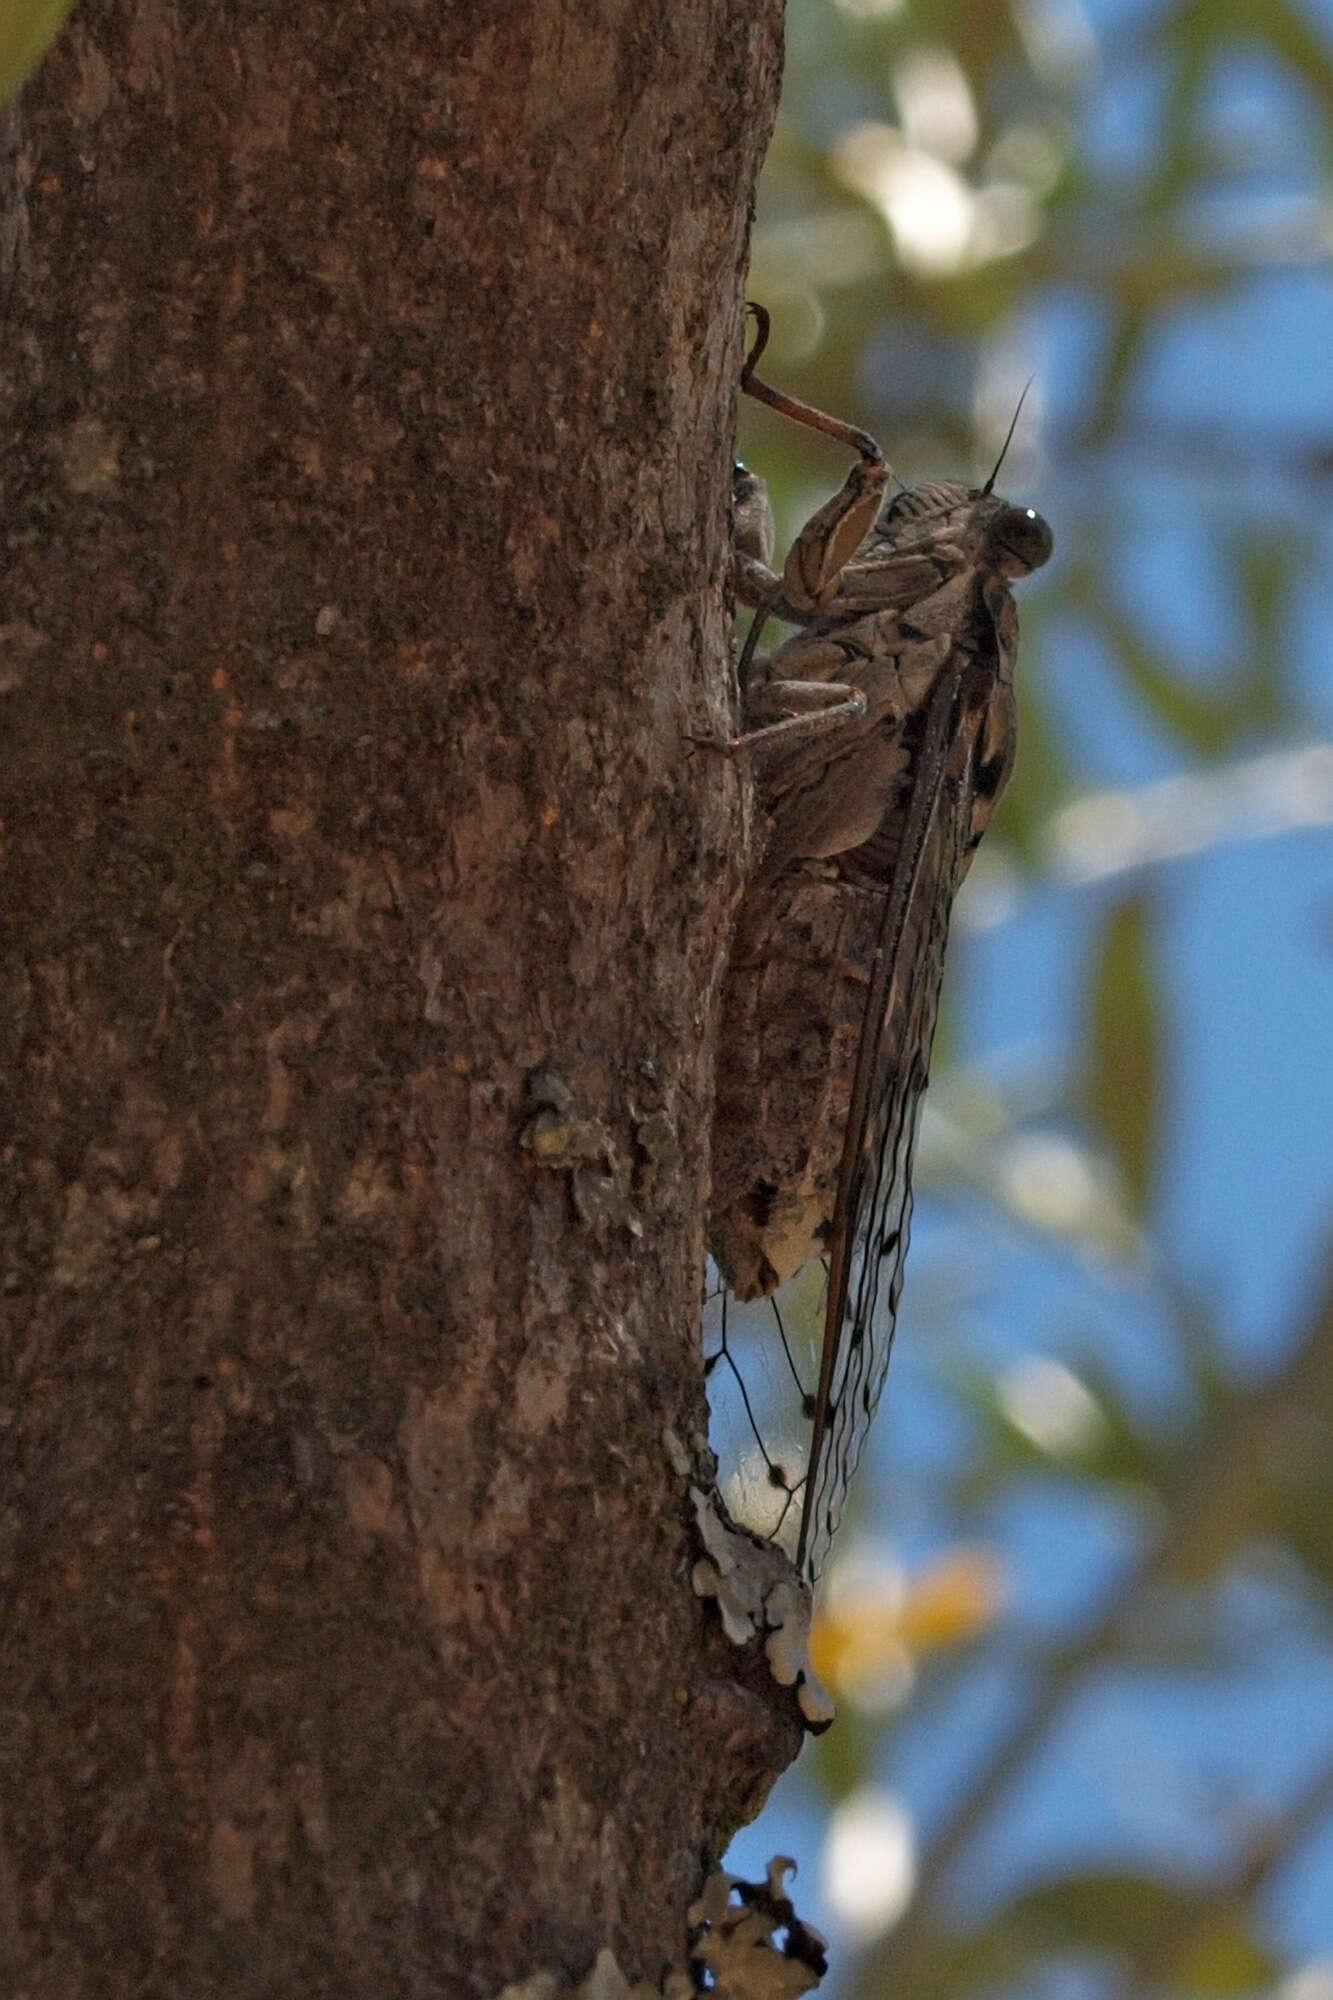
top-left (797, 668), bottom-right (976, 1577)
top-left (701, 1257), bottom-right (824, 1555)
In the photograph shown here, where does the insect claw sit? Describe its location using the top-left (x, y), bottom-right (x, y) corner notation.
top-left (742, 301), bottom-right (772, 384)
top-left (685, 728), bottom-right (741, 758)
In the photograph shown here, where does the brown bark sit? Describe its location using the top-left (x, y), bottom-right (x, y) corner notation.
top-left (0, 3), bottom-right (796, 1994)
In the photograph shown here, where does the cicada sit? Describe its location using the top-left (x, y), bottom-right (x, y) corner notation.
top-left (708, 310), bottom-right (1052, 1578)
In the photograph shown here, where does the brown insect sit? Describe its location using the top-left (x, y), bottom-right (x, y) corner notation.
top-left (709, 308), bottom-right (1052, 1576)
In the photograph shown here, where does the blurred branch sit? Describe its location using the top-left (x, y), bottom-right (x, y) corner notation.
top-left (861, 1254), bottom-right (1333, 1992)
top-left (959, 742), bottom-right (1333, 933)
top-left (1039, 745), bottom-right (1333, 889)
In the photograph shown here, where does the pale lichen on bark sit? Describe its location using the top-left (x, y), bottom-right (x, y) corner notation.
top-left (490, 1858), bottom-right (827, 2000)
top-left (688, 1487), bottom-right (835, 1731)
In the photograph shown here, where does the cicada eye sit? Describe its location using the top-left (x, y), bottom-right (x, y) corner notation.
top-left (991, 504), bottom-right (1053, 576)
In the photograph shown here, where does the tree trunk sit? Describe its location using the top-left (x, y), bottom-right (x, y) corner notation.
top-left (0, 3), bottom-right (797, 1993)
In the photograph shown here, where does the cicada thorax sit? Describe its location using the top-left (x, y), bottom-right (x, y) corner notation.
top-left (708, 446), bottom-right (1051, 1574)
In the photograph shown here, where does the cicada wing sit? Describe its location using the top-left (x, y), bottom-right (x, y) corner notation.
top-left (797, 669), bottom-right (976, 1578)
top-left (797, 875), bottom-right (948, 1575)
top-left (701, 1256), bottom-right (825, 1554)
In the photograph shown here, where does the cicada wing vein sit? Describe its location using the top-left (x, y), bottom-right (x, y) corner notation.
top-left (796, 664), bottom-right (977, 1577)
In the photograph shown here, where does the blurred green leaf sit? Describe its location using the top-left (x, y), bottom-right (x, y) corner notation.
top-left (1231, 532), bottom-right (1302, 738)
top-left (1008, 1875), bottom-right (1279, 1993)
top-left (1057, 554), bottom-right (1286, 762)
top-left (1276, 1464), bottom-right (1333, 1596)
top-left (1175, 1913), bottom-right (1281, 1995)
top-left (853, 1909), bottom-right (1039, 2000)
top-left (0, 0), bottom-right (73, 106)
top-left (1085, 894), bottom-right (1161, 1214)
top-left (808, 1698), bottom-right (879, 1805)
top-left (1013, 1871), bottom-right (1189, 1950)
top-left (942, 1347), bottom-right (1167, 1497)
top-left (1161, 0), bottom-right (1333, 122)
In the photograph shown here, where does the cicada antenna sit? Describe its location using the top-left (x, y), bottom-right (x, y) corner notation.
top-left (981, 378), bottom-right (1035, 495)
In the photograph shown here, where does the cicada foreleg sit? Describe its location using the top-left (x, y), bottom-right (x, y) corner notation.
top-left (722, 307), bottom-right (895, 759)
top-left (741, 304), bottom-right (892, 616)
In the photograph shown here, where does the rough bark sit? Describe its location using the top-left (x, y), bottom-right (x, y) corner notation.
top-left (0, 3), bottom-right (795, 1994)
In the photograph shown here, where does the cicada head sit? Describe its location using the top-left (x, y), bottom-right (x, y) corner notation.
top-left (870, 479), bottom-right (1053, 581)
top-left (851, 480), bottom-right (971, 575)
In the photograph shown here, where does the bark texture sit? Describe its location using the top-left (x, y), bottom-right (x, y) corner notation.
top-left (0, 2), bottom-right (793, 1993)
